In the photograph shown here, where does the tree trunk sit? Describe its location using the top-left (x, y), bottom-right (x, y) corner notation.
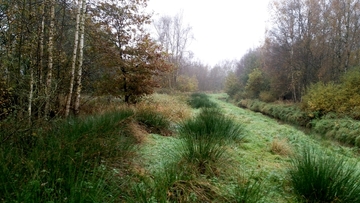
top-left (44, 0), bottom-right (55, 119)
top-left (28, 61), bottom-right (34, 124)
top-left (74, 0), bottom-right (86, 115)
top-left (37, 1), bottom-right (45, 119)
top-left (65, 0), bottom-right (82, 117)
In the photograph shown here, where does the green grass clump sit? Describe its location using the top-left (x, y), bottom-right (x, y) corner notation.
top-left (135, 107), bottom-right (171, 135)
top-left (233, 178), bottom-right (264, 203)
top-left (178, 108), bottom-right (245, 174)
top-left (289, 147), bottom-right (360, 203)
top-left (128, 163), bottom-right (223, 202)
top-left (188, 93), bottom-right (217, 109)
top-left (0, 110), bottom-right (136, 202)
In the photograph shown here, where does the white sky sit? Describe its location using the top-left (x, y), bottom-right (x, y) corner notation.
top-left (146, 0), bottom-right (271, 67)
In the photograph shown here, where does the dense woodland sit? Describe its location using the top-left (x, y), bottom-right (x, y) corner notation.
top-left (226, 0), bottom-right (360, 119)
top-left (0, 0), bottom-right (231, 123)
top-left (2, 0), bottom-right (360, 120)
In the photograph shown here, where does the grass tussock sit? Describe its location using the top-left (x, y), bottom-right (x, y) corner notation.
top-left (135, 106), bottom-right (171, 135)
top-left (140, 93), bottom-right (192, 123)
top-left (270, 138), bottom-right (293, 156)
top-left (127, 163), bottom-right (223, 202)
top-left (188, 93), bottom-right (217, 109)
top-left (233, 177), bottom-right (264, 203)
top-left (289, 147), bottom-right (360, 203)
top-left (177, 108), bottom-right (245, 174)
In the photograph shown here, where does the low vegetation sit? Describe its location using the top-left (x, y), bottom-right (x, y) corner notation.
top-left (238, 99), bottom-right (311, 127)
top-left (289, 147), bottom-right (360, 202)
top-left (177, 107), bottom-right (245, 174)
top-left (2, 93), bottom-right (360, 202)
top-left (311, 118), bottom-right (360, 147)
top-left (0, 94), bottom-right (189, 202)
top-left (237, 98), bottom-right (360, 148)
top-left (301, 68), bottom-right (360, 119)
top-left (0, 110), bottom-right (137, 202)
top-left (188, 92), bottom-right (217, 109)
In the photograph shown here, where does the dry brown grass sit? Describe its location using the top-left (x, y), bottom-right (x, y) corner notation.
top-left (138, 94), bottom-right (192, 123)
top-left (79, 95), bottom-right (128, 116)
top-left (126, 121), bottom-right (147, 143)
top-left (270, 138), bottom-right (293, 156)
top-left (78, 94), bottom-right (191, 123)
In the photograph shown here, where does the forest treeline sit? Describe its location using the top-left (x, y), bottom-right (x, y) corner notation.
top-left (1, 0), bottom-right (169, 121)
top-left (226, 0), bottom-right (360, 118)
top-left (3, 0), bottom-right (360, 122)
top-left (0, 0), bottom-right (230, 122)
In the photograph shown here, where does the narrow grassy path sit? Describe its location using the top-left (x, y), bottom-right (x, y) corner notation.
top-left (137, 93), bottom-right (360, 202)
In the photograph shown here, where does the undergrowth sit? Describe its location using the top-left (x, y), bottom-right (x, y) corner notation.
top-left (289, 147), bottom-right (360, 202)
top-left (238, 98), bottom-right (360, 148)
top-left (0, 110), bottom-right (137, 202)
top-left (188, 92), bottom-right (217, 109)
top-left (177, 107), bottom-right (245, 174)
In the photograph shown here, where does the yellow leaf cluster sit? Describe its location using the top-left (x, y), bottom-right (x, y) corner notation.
top-left (301, 69), bottom-right (360, 118)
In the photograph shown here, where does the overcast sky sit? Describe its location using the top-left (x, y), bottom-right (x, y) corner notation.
top-left (146, 0), bottom-right (271, 66)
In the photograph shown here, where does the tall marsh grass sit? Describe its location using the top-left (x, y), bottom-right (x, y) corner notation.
top-left (0, 110), bottom-right (136, 202)
top-left (188, 93), bottom-right (217, 109)
top-left (127, 163), bottom-right (223, 202)
top-left (135, 107), bottom-right (171, 135)
top-left (289, 147), bottom-right (360, 202)
top-left (233, 178), bottom-right (264, 203)
top-left (178, 108), bottom-right (245, 173)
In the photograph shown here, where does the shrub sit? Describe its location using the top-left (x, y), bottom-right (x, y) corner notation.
top-left (177, 108), bottom-right (244, 174)
top-left (176, 75), bottom-right (199, 92)
top-left (225, 72), bottom-right (241, 97)
top-left (289, 147), bottom-right (360, 203)
top-left (301, 68), bottom-right (360, 119)
top-left (245, 68), bottom-right (267, 99)
top-left (259, 91), bottom-right (276, 102)
top-left (188, 93), bottom-right (217, 109)
top-left (301, 82), bottom-right (344, 115)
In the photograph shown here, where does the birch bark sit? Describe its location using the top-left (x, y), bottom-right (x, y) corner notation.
top-left (74, 0), bottom-right (86, 115)
top-left (44, 0), bottom-right (55, 119)
top-left (65, 0), bottom-right (82, 117)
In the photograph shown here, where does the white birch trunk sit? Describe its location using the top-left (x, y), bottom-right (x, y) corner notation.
top-left (74, 0), bottom-right (86, 115)
top-left (38, 2), bottom-right (45, 119)
top-left (65, 0), bottom-right (82, 117)
top-left (28, 62), bottom-right (34, 124)
top-left (44, 0), bottom-right (55, 119)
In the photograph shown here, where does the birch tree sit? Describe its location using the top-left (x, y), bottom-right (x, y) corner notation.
top-left (65, 0), bottom-right (82, 117)
top-left (44, 0), bottom-right (55, 119)
top-left (153, 12), bottom-right (193, 88)
top-left (74, 0), bottom-right (87, 115)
